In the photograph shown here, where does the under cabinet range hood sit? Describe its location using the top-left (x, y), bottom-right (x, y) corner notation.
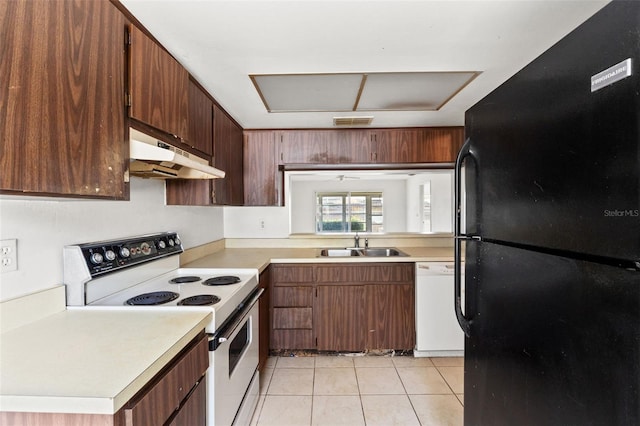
top-left (129, 128), bottom-right (225, 179)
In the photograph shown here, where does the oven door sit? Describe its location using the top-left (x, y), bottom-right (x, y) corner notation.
top-left (209, 288), bottom-right (262, 426)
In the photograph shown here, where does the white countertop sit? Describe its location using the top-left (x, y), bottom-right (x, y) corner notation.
top-left (182, 246), bottom-right (455, 272)
top-left (0, 287), bottom-right (211, 415)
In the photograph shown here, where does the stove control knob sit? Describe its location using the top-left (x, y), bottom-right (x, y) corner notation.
top-left (168, 239), bottom-right (175, 247)
top-left (174, 237), bottom-right (181, 246)
top-left (90, 252), bottom-right (104, 265)
top-left (157, 240), bottom-right (166, 249)
top-left (141, 242), bottom-right (151, 255)
top-left (119, 247), bottom-right (130, 258)
top-left (104, 250), bottom-right (116, 261)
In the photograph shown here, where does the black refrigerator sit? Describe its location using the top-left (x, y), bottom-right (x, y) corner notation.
top-left (454, 2), bottom-right (640, 425)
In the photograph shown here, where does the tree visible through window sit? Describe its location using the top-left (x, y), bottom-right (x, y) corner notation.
top-left (316, 192), bottom-right (383, 233)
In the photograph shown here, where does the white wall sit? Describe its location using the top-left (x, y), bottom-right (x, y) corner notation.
top-left (0, 177), bottom-right (224, 301)
top-left (405, 171), bottom-right (453, 233)
top-left (223, 206), bottom-right (290, 238)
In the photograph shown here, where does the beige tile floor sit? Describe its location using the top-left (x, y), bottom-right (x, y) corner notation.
top-left (250, 355), bottom-right (464, 426)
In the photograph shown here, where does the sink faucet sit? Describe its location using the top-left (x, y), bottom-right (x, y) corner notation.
top-left (354, 232), bottom-right (360, 248)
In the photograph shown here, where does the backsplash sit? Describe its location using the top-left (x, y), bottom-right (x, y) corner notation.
top-left (0, 178), bottom-right (224, 301)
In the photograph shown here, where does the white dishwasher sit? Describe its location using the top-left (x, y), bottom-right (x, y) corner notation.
top-left (414, 262), bottom-right (464, 357)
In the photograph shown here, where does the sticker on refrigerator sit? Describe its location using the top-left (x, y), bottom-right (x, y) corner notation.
top-left (591, 58), bottom-right (632, 92)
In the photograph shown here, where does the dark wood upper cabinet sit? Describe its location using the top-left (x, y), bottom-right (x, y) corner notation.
top-left (374, 127), bottom-right (464, 163)
top-left (280, 131), bottom-right (331, 164)
top-left (187, 79), bottom-right (213, 156)
top-left (279, 130), bottom-right (372, 164)
top-left (335, 130), bottom-right (373, 163)
top-left (244, 130), bottom-right (281, 206)
top-left (129, 25), bottom-right (189, 140)
top-left (1, 0), bottom-right (128, 199)
top-left (165, 105), bottom-right (244, 206)
top-left (213, 105), bottom-right (244, 205)
top-left (277, 127), bottom-right (463, 166)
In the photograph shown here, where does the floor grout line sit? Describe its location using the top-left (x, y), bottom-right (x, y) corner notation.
top-left (258, 355), bottom-right (464, 425)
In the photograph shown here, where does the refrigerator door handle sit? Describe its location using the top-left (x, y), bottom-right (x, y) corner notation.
top-left (454, 138), bottom-right (474, 337)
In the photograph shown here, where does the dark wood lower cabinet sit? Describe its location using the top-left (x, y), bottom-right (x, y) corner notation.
top-left (123, 333), bottom-right (208, 426)
top-left (316, 285), bottom-right (366, 351)
top-left (258, 267), bottom-right (271, 371)
top-left (270, 263), bottom-right (415, 352)
top-left (0, 333), bottom-right (208, 426)
top-left (167, 379), bottom-right (206, 426)
top-left (366, 284), bottom-right (415, 350)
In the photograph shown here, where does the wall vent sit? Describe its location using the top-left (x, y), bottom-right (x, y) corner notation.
top-left (333, 116), bottom-right (374, 126)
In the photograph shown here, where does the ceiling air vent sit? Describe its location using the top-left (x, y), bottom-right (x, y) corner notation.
top-left (333, 116), bottom-right (374, 126)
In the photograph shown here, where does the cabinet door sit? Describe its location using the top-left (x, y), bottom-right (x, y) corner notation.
top-left (1, 0), bottom-right (128, 199)
top-left (187, 80), bottom-right (213, 156)
top-left (373, 129), bottom-right (419, 163)
top-left (167, 379), bottom-right (206, 426)
top-left (316, 285), bottom-right (367, 351)
top-left (213, 105), bottom-right (244, 205)
top-left (280, 130), bottom-right (330, 164)
top-left (129, 25), bottom-right (189, 139)
top-left (165, 179), bottom-right (213, 206)
top-left (279, 130), bottom-right (373, 164)
top-left (334, 130), bottom-right (373, 163)
top-left (244, 131), bottom-right (281, 206)
top-left (125, 335), bottom-right (208, 426)
top-left (374, 127), bottom-right (464, 163)
top-left (366, 284), bottom-right (415, 350)
top-left (415, 127), bottom-right (464, 162)
top-left (166, 104), bottom-right (244, 206)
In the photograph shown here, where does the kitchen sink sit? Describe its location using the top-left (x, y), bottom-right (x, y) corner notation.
top-left (361, 248), bottom-right (408, 257)
top-left (319, 247), bottom-right (408, 257)
top-left (319, 248), bottom-right (362, 257)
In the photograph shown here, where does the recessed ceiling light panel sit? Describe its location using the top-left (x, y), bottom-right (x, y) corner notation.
top-left (356, 72), bottom-right (480, 111)
top-left (251, 74), bottom-right (363, 112)
top-left (250, 71), bottom-right (480, 113)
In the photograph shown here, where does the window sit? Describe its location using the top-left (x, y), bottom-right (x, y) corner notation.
top-left (316, 192), bottom-right (383, 233)
top-left (421, 182), bottom-right (432, 233)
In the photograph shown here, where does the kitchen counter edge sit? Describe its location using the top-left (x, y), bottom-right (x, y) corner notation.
top-left (182, 246), bottom-right (455, 272)
top-left (0, 287), bottom-right (211, 415)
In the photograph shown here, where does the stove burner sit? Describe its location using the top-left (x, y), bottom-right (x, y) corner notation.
top-left (203, 276), bottom-right (241, 286)
top-left (125, 291), bottom-right (179, 306)
top-left (169, 276), bottom-right (201, 284)
top-left (177, 294), bottom-right (221, 306)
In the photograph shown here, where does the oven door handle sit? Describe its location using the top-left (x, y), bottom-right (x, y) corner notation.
top-left (209, 288), bottom-right (264, 351)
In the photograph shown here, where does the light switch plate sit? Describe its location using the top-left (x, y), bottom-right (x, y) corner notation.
top-left (1, 239), bottom-right (17, 273)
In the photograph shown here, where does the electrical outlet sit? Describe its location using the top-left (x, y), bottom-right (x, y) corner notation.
top-left (259, 218), bottom-right (266, 231)
top-left (1, 239), bottom-right (17, 273)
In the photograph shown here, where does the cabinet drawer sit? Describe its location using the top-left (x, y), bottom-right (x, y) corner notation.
top-left (125, 334), bottom-right (208, 426)
top-left (167, 378), bottom-right (206, 426)
top-left (271, 329), bottom-right (315, 350)
top-left (273, 307), bottom-right (313, 329)
top-left (272, 287), bottom-right (313, 307)
top-left (272, 265), bottom-right (314, 283)
top-left (316, 263), bottom-right (414, 284)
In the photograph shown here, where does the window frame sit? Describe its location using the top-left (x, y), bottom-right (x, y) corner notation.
top-left (315, 191), bottom-right (383, 234)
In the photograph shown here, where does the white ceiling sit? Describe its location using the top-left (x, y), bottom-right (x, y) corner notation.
top-left (119, 0), bottom-right (610, 129)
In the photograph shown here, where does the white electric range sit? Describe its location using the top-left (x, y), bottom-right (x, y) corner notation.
top-left (63, 232), bottom-right (261, 426)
